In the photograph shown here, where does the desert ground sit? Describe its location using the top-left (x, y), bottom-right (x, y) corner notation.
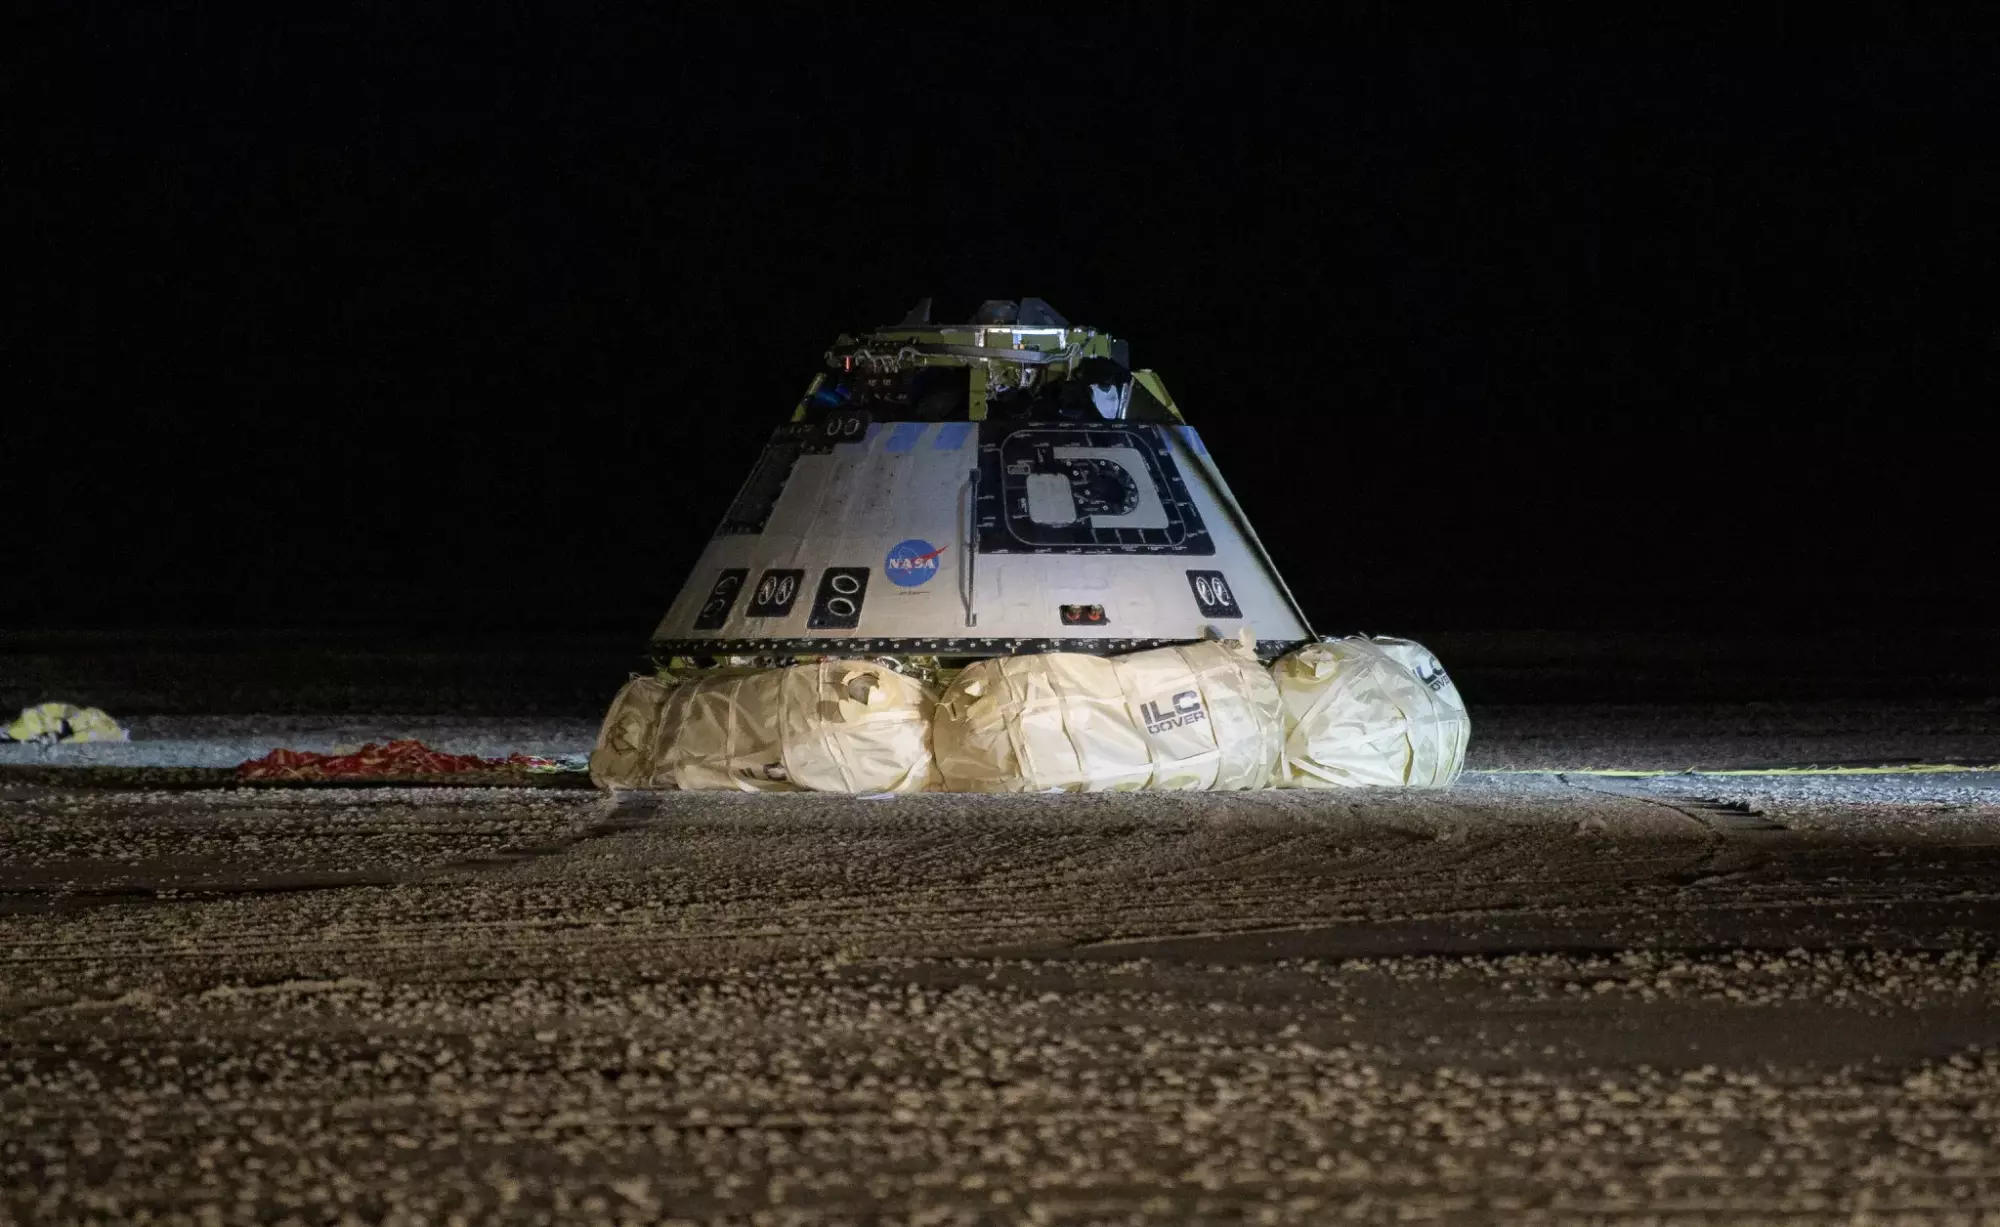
top-left (3, 633), bottom-right (1998, 1223)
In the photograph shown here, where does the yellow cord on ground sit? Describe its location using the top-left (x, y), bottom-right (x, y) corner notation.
top-left (1491, 764), bottom-right (2000, 778)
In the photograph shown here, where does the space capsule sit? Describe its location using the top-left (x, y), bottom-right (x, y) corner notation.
top-left (650, 298), bottom-right (1313, 674)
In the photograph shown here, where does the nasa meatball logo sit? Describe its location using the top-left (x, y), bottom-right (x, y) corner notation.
top-left (884, 538), bottom-right (946, 588)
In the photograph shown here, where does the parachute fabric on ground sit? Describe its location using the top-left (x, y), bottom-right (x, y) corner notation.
top-left (237, 741), bottom-right (563, 781)
top-left (933, 639), bottom-right (1284, 793)
top-left (63, 708), bottom-right (130, 742)
top-left (589, 676), bottom-right (673, 791)
top-left (1271, 637), bottom-right (1469, 789)
top-left (2, 703), bottom-right (129, 745)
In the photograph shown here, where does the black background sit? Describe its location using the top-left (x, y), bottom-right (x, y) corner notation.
top-left (15, 22), bottom-right (1997, 638)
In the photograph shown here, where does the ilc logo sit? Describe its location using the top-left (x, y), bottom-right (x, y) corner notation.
top-left (1140, 690), bottom-right (1206, 734)
top-left (884, 539), bottom-right (947, 588)
top-left (1414, 660), bottom-right (1451, 693)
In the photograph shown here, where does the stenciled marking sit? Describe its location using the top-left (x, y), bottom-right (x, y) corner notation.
top-left (1139, 690), bottom-right (1206, 734)
top-left (1414, 660), bottom-right (1451, 692)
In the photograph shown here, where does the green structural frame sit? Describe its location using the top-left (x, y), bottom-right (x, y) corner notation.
top-left (791, 322), bottom-right (1183, 423)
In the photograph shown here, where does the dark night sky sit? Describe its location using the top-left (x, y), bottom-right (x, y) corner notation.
top-left (14, 23), bottom-right (1997, 637)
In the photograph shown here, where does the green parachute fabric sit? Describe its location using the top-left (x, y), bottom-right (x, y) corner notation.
top-left (2, 703), bottom-right (130, 744)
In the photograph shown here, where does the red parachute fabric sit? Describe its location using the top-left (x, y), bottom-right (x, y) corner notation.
top-left (237, 739), bottom-right (551, 781)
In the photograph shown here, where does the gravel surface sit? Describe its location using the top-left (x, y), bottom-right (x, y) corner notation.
top-left (0, 715), bottom-right (602, 769)
top-left (6, 700), bottom-right (1996, 774)
top-left (6, 771), bottom-right (2000, 1223)
top-left (1472, 702), bottom-right (2000, 772)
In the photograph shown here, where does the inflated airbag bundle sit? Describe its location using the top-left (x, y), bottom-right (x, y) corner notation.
top-left (656, 668), bottom-right (793, 791)
top-left (1115, 639), bottom-right (1285, 791)
top-left (589, 661), bottom-right (940, 794)
top-left (933, 653), bottom-right (1149, 793)
top-left (776, 660), bottom-right (941, 794)
top-left (933, 638), bottom-right (1283, 792)
top-left (590, 675), bottom-right (672, 791)
top-left (1269, 636), bottom-right (1469, 789)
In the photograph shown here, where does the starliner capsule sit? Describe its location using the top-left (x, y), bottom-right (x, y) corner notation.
top-left (649, 298), bottom-right (1315, 673)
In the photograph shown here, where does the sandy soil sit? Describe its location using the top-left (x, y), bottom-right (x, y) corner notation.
top-left (0, 714), bottom-right (604, 770)
top-left (6, 772), bottom-right (2000, 1223)
top-left (6, 700), bottom-right (1996, 776)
